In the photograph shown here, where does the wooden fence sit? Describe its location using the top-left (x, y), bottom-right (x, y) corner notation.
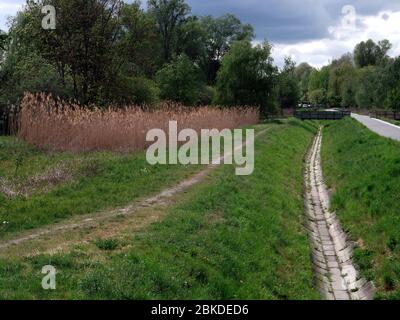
top-left (374, 111), bottom-right (400, 120)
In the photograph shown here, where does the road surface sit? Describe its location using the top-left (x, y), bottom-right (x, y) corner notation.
top-left (352, 114), bottom-right (400, 141)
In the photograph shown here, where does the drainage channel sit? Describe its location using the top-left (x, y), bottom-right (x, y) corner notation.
top-left (304, 127), bottom-right (375, 300)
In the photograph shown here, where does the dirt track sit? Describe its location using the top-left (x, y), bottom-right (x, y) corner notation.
top-left (0, 127), bottom-right (270, 256)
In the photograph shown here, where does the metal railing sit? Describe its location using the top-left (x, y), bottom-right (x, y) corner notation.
top-left (373, 111), bottom-right (400, 120)
top-left (294, 110), bottom-right (351, 120)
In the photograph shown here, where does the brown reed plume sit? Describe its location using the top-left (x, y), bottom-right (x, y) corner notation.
top-left (17, 93), bottom-right (260, 152)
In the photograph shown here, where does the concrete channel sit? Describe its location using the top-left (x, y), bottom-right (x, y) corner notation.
top-left (304, 127), bottom-right (375, 300)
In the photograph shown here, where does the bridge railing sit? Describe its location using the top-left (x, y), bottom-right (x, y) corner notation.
top-left (374, 111), bottom-right (400, 120)
top-left (294, 110), bottom-right (350, 120)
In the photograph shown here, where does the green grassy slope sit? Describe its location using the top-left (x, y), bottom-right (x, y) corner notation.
top-left (0, 136), bottom-right (202, 237)
top-left (322, 118), bottom-right (400, 299)
top-left (0, 120), bottom-right (320, 299)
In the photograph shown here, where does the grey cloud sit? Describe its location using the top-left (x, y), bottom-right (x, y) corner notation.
top-left (187, 0), bottom-right (400, 43)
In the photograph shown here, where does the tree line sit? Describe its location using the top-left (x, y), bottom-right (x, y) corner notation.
top-left (0, 0), bottom-right (399, 116)
top-left (298, 39), bottom-right (400, 111)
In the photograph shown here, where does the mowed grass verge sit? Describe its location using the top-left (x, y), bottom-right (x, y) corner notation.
top-left (0, 120), bottom-right (320, 299)
top-left (322, 118), bottom-right (400, 299)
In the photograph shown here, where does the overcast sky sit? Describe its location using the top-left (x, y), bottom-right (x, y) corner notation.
top-left (1, 0), bottom-right (400, 68)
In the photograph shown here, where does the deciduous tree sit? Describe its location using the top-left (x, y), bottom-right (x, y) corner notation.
top-left (215, 41), bottom-right (277, 115)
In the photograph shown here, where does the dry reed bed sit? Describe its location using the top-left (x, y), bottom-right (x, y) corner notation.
top-left (17, 93), bottom-right (259, 152)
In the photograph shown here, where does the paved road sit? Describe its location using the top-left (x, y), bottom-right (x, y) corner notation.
top-left (352, 114), bottom-right (400, 141)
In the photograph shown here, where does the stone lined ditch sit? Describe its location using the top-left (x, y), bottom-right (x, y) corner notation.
top-left (304, 127), bottom-right (375, 300)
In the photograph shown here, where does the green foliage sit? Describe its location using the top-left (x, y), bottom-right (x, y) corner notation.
top-left (327, 54), bottom-right (355, 107)
top-left (1, 0), bottom-right (259, 108)
top-left (199, 86), bottom-right (216, 105)
top-left (355, 66), bottom-right (381, 109)
top-left (156, 54), bottom-right (203, 105)
top-left (94, 239), bottom-right (119, 251)
top-left (339, 75), bottom-right (357, 108)
top-left (23, 0), bottom-right (125, 104)
top-left (309, 89), bottom-right (326, 105)
top-left (295, 62), bottom-right (314, 101)
top-left (354, 39), bottom-right (392, 68)
top-left (383, 57), bottom-right (400, 110)
top-left (0, 30), bottom-right (7, 61)
top-left (386, 85), bottom-right (400, 111)
top-left (118, 2), bottom-right (162, 77)
top-left (308, 66), bottom-right (330, 93)
top-left (198, 14), bottom-right (254, 84)
top-left (112, 75), bottom-right (160, 105)
top-left (301, 40), bottom-right (398, 110)
top-left (148, 0), bottom-right (191, 62)
top-left (215, 41), bottom-right (278, 114)
top-left (0, 28), bottom-right (71, 108)
top-left (277, 57), bottom-right (300, 108)
top-left (3, 0), bottom-right (400, 114)
top-left (176, 16), bottom-right (206, 63)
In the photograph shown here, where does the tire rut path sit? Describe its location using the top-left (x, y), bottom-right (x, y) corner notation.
top-left (0, 127), bottom-right (270, 253)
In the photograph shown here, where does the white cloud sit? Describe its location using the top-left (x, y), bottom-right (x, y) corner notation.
top-left (272, 10), bottom-right (400, 68)
top-left (0, 0), bottom-right (25, 30)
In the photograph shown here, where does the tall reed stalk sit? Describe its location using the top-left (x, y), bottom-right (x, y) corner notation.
top-left (18, 93), bottom-right (259, 152)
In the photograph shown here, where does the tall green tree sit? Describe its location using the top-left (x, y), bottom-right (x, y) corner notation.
top-left (215, 41), bottom-right (277, 114)
top-left (0, 11), bottom-right (69, 108)
top-left (355, 66), bottom-right (381, 109)
top-left (383, 56), bottom-right (400, 110)
top-left (307, 66), bottom-right (330, 106)
top-left (175, 16), bottom-right (206, 63)
top-left (156, 54), bottom-right (203, 105)
top-left (308, 66), bottom-right (330, 93)
top-left (175, 14), bottom-right (254, 84)
top-left (327, 54), bottom-right (355, 107)
top-left (295, 62), bottom-right (314, 101)
top-left (278, 57), bottom-right (300, 108)
top-left (199, 14), bottom-right (254, 84)
top-left (118, 1), bottom-right (161, 77)
top-left (354, 39), bottom-right (392, 68)
top-left (20, 0), bottom-right (124, 104)
top-left (309, 89), bottom-right (327, 106)
top-left (148, 0), bottom-right (190, 62)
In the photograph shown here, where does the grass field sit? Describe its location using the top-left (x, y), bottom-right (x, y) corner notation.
top-left (0, 120), bottom-right (320, 299)
top-left (0, 136), bottom-right (204, 237)
top-left (322, 118), bottom-right (400, 300)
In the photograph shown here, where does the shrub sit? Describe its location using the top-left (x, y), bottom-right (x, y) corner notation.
top-left (156, 54), bottom-right (203, 106)
top-left (111, 75), bottom-right (160, 106)
top-left (309, 89), bottom-right (327, 105)
top-left (199, 86), bottom-right (216, 106)
top-left (94, 238), bottom-right (119, 251)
